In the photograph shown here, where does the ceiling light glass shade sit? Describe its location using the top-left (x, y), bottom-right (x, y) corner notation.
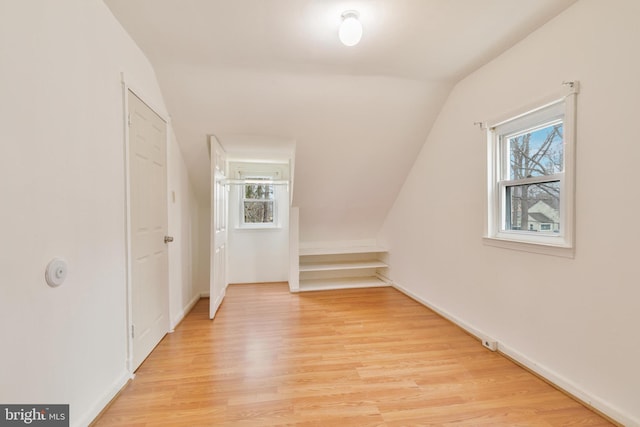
top-left (339, 11), bottom-right (362, 46)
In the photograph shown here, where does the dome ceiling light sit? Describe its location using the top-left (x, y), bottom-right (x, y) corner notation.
top-left (338, 10), bottom-right (362, 46)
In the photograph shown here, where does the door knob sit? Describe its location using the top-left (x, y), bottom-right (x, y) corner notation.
top-left (164, 236), bottom-right (174, 244)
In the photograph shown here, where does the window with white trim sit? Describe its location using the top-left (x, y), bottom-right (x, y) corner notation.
top-left (241, 176), bottom-right (276, 226)
top-left (485, 83), bottom-right (578, 256)
top-left (231, 163), bottom-right (287, 229)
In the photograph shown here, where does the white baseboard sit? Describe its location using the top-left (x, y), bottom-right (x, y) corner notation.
top-left (391, 281), bottom-right (486, 340)
top-left (76, 370), bottom-right (131, 427)
top-left (391, 280), bottom-right (637, 427)
top-left (170, 293), bottom-right (202, 331)
top-left (200, 291), bottom-right (210, 298)
top-left (498, 344), bottom-right (637, 426)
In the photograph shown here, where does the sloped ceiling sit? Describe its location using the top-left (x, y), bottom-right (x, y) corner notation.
top-left (104, 0), bottom-right (576, 242)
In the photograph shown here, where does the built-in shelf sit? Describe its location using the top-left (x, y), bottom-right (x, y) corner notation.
top-left (299, 260), bottom-right (388, 272)
top-left (299, 246), bottom-right (388, 256)
top-left (298, 276), bottom-right (389, 292)
top-left (297, 246), bottom-right (389, 292)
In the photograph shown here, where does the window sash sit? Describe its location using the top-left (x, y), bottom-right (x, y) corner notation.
top-left (501, 119), bottom-right (564, 182)
top-left (497, 124), bottom-right (565, 236)
top-left (498, 172), bottom-right (563, 187)
top-left (240, 175), bottom-right (278, 227)
top-left (243, 200), bottom-right (274, 224)
top-left (499, 177), bottom-right (562, 234)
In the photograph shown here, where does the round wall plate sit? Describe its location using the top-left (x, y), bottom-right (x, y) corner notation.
top-left (45, 258), bottom-right (68, 287)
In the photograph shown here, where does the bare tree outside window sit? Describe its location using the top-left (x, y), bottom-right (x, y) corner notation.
top-left (243, 180), bottom-right (274, 224)
top-left (486, 89), bottom-right (577, 252)
top-left (505, 122), bottom-right (563, 232)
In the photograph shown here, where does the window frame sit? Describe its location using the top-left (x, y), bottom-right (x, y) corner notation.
top-left (239, 175), bottom-right (278, 229)
top-left (484, 83), bottom-right (579, 257)
top-left (229, 162), bottom-right (288, 231)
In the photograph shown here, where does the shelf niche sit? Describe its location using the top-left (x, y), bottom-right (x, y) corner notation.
top-left (297, 246), bottom-right (389, 292)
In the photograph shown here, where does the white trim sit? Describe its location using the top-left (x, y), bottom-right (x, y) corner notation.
top-left (498, 345), bottom-right (638, 427)
top-left (490, 99), bottom-right (564, 134)
top-left (391, 281), bottom-right (486, 342)
top-left (482, 236), bottom-right (574, 258)
top-left (498, 172), bottom-right (563, 187)
top-left (121, 81), bottom-right (134, 374)
top-left (120, 72), bottom-right (169, 122)
top-left (77, 370), bottom-right (132, 427)
top-left (391, 279), bottom-right (636, 426)
top-left (484, 82), bottom-right (579, 131)
top-left (169, 293), bottom-right (201, 331)
top-left (485, 82), bottom-right (578, 256)
top-left (225, 179), bottom-right (289, 186)
top-left (288, 207), bottom-right (300, 292)
top-left (236, 171), bottom-right (281, 229)
top-left (235, 222), bottom-right (281, 230)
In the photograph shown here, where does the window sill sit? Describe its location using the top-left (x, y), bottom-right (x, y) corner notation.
top-left (483, 236), bottom-right (574, 258)
top-left (236, 224), bottom-right (282, 231)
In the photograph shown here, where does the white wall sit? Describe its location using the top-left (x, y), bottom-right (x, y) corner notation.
top-left (227, 162), bottom-right (290, 284)
top-left (168, 130), bottom-right (202, 328)
top-left (0, 1), bottom-right (200, 425)
top-left (378, 0), bottom-right (640, 424)
top-left (197, 203), bottom-right (211, 295)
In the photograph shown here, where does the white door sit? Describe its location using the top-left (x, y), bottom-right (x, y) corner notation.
top-left (128, 91), bottom-right (169, 370)
top-left (210, 137), bottom-right (227, 318)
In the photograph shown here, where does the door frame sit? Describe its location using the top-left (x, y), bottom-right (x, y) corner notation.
top-left (121, 73), bottom-right (171, 375)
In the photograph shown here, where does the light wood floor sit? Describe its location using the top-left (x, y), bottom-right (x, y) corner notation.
top-left (94, 283), bottom-right (613, 426)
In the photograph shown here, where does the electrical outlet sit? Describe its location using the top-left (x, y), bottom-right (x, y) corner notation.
top-left (482, 338), bottom-right (498, 351)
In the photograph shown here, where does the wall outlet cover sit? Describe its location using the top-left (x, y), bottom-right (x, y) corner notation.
top-left (482, 339), bottom-right (498, 351)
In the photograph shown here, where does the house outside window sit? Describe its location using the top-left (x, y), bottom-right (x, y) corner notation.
top-left (484, 82), bottom-right (578, 257)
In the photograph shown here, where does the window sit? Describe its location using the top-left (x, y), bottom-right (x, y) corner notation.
top-left (485, 82), bottom-right (578, 256)
top-left (231, 162), bottom-right (288, 230)
top-left (242, 177), bottom-right (275, 226)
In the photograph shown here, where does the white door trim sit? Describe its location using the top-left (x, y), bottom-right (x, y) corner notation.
top-left (121, 73), bottom-right (171, 375)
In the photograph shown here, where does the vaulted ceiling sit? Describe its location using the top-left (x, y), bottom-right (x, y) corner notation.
top-left (104, 0), bottom-right (576, 242)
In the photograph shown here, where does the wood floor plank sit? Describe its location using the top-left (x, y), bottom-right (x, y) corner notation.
top-left (92, 283), bottom-right (614, 426)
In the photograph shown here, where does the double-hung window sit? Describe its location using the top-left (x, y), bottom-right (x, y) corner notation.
top-left (485, 82), bottom-right (578, 256)
top-left (231, 162), bottom-right (287, 230)
top-left (242, 177), bottom-right (275, 227)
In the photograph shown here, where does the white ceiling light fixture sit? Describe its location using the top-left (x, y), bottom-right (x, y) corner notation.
top-left (339, 10), bottom-right (362, 46)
